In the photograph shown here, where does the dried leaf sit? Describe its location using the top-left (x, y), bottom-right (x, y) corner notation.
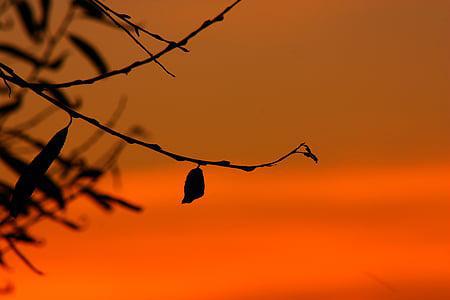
top-left (182, 167), bottom-right (205, 204)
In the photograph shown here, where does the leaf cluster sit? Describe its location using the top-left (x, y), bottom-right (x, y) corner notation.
top-left (0, 0), bottom-right (143, 283)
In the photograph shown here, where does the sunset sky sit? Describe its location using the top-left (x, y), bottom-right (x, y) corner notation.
top-left (1, 0), bottom-right (449, 299)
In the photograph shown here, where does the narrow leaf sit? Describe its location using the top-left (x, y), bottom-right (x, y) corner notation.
top-left (0, 95), bottom-right (22, 117)
top-left (38, 79), bottom-right (78, 108)
top-left (0, 44), bottom-right (67, 69)
top-left (39, 0), bottom-right (52, 31)
top-left (0, 147), bottom-right (65, 214)
top-left (73, 168), bottom-right (103, 181)
top-left (13, 1), bottom-right (42, 42)
top-left (68, 33), bottom-right (108, 74)
top-left (8, 121), bottom-right (70, 216)
top-left (73, 0), bottom-right (104, 20)
top-left (82, 188), bottom-right (142, 212)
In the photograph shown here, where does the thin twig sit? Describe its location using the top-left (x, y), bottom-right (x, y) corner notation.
top-left (1, 0), bottom-right (243, 90)
top-left (1, 5), bottom-right (76, 130)
top-left (68, 96), bottom-right (127, 160)
top-left (88, 0), bottom-right (175, 77)
top-left (0, 63), bottom-right (318, 171)
top-left (90, 0), bottom-right (189, 52)
top-left (0, 69), bottom-right (11, 96)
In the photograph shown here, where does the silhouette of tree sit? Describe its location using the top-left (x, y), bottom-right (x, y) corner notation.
top-left (0, 0), bottom-right (317, 290)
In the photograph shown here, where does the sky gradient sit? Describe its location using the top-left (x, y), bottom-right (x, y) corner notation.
top-left (1, 0), bottom-right (449, 299)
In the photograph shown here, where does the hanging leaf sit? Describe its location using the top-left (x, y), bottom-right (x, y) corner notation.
top-left (73, 168), bottom-right (103, 181)
top-left (0, 95), bottom-right (22, 117)
top-left (0, 181), bottom-right (14, 210)
top-left (68, 33), bottom-right (108, 74)
top-left (39, 0), bottom-right (52, 31)
top-left (7, 121), bottom-right (70, 216)
top-left (3, 229), bottom-right (42, 245)
top-left (82, 188), bottom-right (142, 212)
top-left (46, 52), bottom-right (69, 70)
top-left (57, 218), bottom-right (82, 231)
top-left (0, 147), bottom-right (65, 215)
top-left (181, 167), bottom-right (205, 204)
top-left (0, 156), bottom-right (63, 217)
top-left (13, 1), bottom-right (43, 43)
top-left (0, 44), bottom-right (68, 69)
top-left (38, 79), bottom-right (79, 108)
top-left (72, 0), bottom-right (105, 21)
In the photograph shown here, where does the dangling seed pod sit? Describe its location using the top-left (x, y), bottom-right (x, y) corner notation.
top-left (181, 166), bottom-right (205, 204)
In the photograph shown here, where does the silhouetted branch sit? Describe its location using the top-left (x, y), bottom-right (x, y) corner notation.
top-left (68, 96), bottom-right (127, 161)
top-left (0, 0), bottom-right (317, 280)
top-left (89, 0), bottom-right (189, 52)
top-left (1, 3), bottom-right (76, 129)
top-left (0, 63), bottom-right (318, 171)
top-left (0, 0), bottom-right (242, 90)
top-left (87, 0), bottom-right (175, 77)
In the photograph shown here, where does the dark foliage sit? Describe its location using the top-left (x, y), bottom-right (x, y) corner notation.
top-left (0, 0), bottom-right (317, 292)
top-left (0, 0), bottom-right (144, 287)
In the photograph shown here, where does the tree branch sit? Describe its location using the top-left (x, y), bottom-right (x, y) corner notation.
top-left (1, 0), bottom-right (243, 90)
top-left (90, 0), bottom-right (189, 52)
top-left (0, 63), bottom-right (317, 171)
top-left (87, 0), bottom-right (176, 77)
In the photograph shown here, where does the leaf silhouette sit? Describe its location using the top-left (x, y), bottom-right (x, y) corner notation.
top-left (0, 44), bottom-right (67, 69)
top-left (0, 147), bottom-right (65, 215)
top-left (73, 0), bottom-right (105, 21)
top-left (46, 52), bottom-right (68, 69)
top-left (72, 0), bottom-right (128, 29)
top-left (0, 181), bottom-right (14, 210)
top-left (182, 167), bottom-right (205, 204)
top-left (0, 95), bottom-right (22, 117)
top-left (13, 1), bottom-right (42, 43)
top-left (82, 188), bottom-right (142, 212)
top-left (73, 168), bottom-right (103, 181)
top-left (3, 229), bottom-right (41, 245)
top-left (38, 79), bottom-right (79, 108)
top-left (6, 121), bottom-right (71, 216)
top-left (39, 0), bottom-right (52, 31)
top-left (68, 34), bottom-right (108, 74)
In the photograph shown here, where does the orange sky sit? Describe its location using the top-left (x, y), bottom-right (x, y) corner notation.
top-left (4, 165), bottom-right (450, 299)
top-left (1, 0), bottom-right (450, 299)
